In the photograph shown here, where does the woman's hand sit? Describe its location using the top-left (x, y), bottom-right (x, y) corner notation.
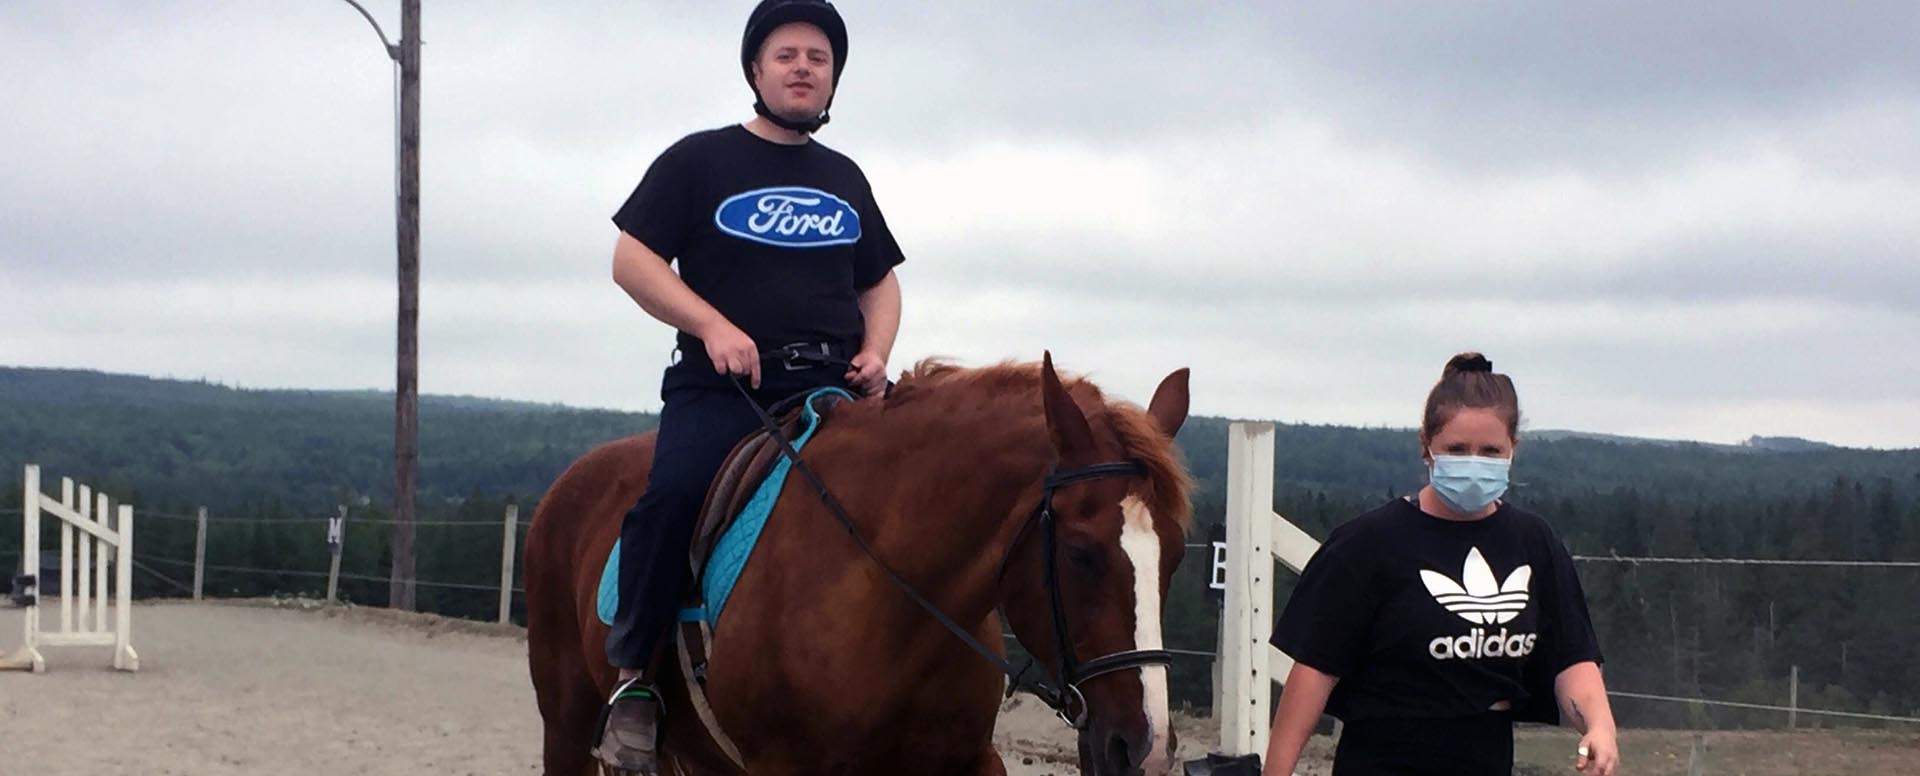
top-left (1574, 727), bottom-right (1619, 775)
top-left (1263, 663), bottom-right (1339, 776)
top-left (1556, 662), bottom-right (1620, 776)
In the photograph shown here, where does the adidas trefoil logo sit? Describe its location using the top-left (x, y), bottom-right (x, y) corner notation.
top-left (1421, 547), bottom-right (1537, 660)
top-left (1420, 547), bottom-right (1531, 625)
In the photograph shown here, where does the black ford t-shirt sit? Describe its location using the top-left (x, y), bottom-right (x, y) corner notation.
top-left (1272, 498), bottom-right (1602, 724)
top-left (613, 125), bottom-right (905, 384)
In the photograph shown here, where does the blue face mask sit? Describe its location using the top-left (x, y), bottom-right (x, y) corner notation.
top-left (1429, 455), bottom-right (1511, 514)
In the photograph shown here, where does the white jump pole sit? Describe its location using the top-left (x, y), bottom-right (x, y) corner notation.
top-left (2, 465), bottom-right (47, 671)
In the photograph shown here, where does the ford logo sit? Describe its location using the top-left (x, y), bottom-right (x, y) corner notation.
top-left (714, 186), bottom-right (863, 248)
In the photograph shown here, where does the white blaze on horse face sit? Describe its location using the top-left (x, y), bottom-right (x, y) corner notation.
top-left (1119, 495), bottom-right (1173, 773)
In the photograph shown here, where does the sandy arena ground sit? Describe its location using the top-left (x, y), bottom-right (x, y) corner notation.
top-left (0, 600), bottom-right (1201, 775)
top-left (5, 601), bottom-right (1915, 775)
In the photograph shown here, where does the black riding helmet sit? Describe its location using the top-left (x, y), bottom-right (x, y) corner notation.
top-left (740, 0), bottom-right (848, 134)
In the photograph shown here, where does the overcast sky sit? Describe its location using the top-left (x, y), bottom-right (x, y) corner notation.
top-left (3, 2), bottom-right (1916, 448)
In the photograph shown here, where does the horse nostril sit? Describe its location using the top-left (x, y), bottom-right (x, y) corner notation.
top-left (1104, 731), bottom-right (1133, 774)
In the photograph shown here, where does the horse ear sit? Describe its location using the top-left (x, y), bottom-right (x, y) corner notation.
top-left (1041, 352), bottom-right (1096, 456)
top-left (1147, 367), bottom-right (1190, 438)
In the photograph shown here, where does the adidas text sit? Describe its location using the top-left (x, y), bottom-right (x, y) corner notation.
top-left (1428, 627), bottom-right (1538, 660)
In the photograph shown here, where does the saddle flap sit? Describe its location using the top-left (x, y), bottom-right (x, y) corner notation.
top-left (685, 386), bottom-right (856, 603)
top-left (688, 430), bottom-right (785, 584)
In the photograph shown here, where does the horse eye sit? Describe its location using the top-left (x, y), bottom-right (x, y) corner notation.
top-left (1066, 545), bottom-right (1105, 576)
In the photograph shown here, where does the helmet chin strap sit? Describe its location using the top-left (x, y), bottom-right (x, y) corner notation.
top-left (752, 95), bottom-right (832, 134)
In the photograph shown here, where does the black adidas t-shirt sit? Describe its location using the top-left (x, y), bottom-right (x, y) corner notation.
top-left (1271, 498), bottom-right (1602, 724)
top-left (613, 125), bottom-right (905, 383)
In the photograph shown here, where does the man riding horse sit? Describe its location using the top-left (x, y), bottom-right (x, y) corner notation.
top-left (527, 355), bottom-right (1194, 775)
top-left (598, 0), bottom-right (904, 770)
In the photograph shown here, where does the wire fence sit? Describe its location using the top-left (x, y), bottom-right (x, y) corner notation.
top-left (1607, 691), bottom-right (1920, 725)
top-left (24, 534), bottom-right (1920, 728)
top-left (1573, 554), bottom-right (1920, 568)
top-left (140, 510), bottom-right (315, 524)
top-left (0, 501), bottom-right (530, 624)
top-left (1003, 627), bottom-right (1920, 725)
top-left (139, 509), bottom-right (513, 528)
top-left (12, 499), bottom-right (1920, 727)
top-left (132, 556), bottom-right (194, 595)
top-left (136, 553), bottom-right (522, 594)
top-left (1189, 541), bottom-right (1920, 569)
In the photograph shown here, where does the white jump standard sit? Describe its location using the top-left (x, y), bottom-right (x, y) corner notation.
top-left (3, 464), bottom-right (139, 673)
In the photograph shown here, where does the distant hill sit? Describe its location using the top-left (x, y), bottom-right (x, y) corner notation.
top-left (1528, 428), bottom-right (1752, 450)
top-left (7, 363), bottom-right (1912, 522)
top-left (1742, 434), bottom-right (1837, 452)
top-left (1531, 429), bottom-right (1841, 454)
top-left (3, 366), bottom-right (1913, 519)
top-left (5, 365), bottom-right (1919, 725)
top-left (0, 367), bottom-right (655, 512)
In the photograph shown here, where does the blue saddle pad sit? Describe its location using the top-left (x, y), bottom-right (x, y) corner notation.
top-left (597, 387), bottom-right (852, 630)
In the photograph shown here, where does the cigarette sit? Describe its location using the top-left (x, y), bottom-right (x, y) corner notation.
top-left (1578, 744), bottom-right (1591, 758)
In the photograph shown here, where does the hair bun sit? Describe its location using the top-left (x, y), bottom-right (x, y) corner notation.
top-left (1446, 352), bottom-right (1493, 374)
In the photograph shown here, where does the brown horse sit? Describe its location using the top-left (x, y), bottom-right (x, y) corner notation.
top-left (524, 355), bottom-right (1194, 776)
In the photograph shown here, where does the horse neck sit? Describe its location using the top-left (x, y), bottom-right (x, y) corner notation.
top-left (811, 400), bottom-right (1060, 615)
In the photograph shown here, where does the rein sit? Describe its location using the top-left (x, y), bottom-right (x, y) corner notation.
top-left (724, 350), bottom-right (1170, 727)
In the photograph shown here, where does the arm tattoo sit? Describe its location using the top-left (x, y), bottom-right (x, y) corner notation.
top-left (1566, 698), bottom-right (1588, 732)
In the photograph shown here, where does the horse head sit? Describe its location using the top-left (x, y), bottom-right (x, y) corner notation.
top-left (998, 353), bottom-right (1191, 776)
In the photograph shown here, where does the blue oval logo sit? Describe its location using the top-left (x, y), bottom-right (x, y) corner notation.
top-left (714, 186), bottom-right (862, 248)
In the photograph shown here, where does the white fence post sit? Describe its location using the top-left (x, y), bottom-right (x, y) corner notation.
top-left (1217, 422), bottom-right (1323, 758)
top-left (114, 504), bottom-right (136, 670)
top-left (499, 503), bottom-right (518, 625)
top-left (327, 506), bottom-right (345, 603)
top-left (94, 491), bottom-right (109, 634)
top-left (3, 465), bottom-right (46, 672)
top-left (1220, 422), bottom-right (1277, 755)
top-left (61, 481), bottom-right (76, 633)
top-left (193, 506), bottom-right (207, 601)
top-left (1789, 665), bottom-right (1799, 729)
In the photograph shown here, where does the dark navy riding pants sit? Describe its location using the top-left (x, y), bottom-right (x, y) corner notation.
top-left (604, 366), bottom-right (845, 670)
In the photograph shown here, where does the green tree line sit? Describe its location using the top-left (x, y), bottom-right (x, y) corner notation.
top-left (4, 367), bottom-right (1918, 727)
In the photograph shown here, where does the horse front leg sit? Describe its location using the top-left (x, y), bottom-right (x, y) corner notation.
top-left (658, 753), bottom-right (738, 776)
top-left (971, 744), bottom-right (1010, 776)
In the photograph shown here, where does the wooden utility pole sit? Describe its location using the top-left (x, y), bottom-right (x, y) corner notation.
top-left (389, 0), bottom-right (421, 612)
top-left (336, 0), bottom-right (421, 613)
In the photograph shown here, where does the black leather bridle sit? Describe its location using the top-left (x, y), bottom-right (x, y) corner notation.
top-left (995, 462), bottom-right (1175, 727)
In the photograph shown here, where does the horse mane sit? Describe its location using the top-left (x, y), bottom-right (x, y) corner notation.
top-left (890, 358), bottom-right (1193, 532)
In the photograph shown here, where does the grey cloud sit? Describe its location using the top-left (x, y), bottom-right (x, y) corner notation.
top-left (842, 2), bottom-right (1920, 173)
top-left (3, 1), bottom-right (1918, 448)
top-left (1595, 227), bottom-right (1920, 309)
top-left (1268, 3), bottom-right (1919, 113)
top-left (899, 221), bottom-right (1920, 315)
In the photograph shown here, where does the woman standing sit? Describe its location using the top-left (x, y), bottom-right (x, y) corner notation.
top-left (1262, 353), bottom-right (1620, 776)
